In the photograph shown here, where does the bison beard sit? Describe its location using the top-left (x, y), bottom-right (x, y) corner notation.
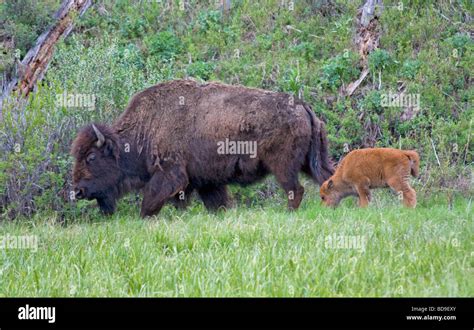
top-left (71, 80), bottom-right (334, 217)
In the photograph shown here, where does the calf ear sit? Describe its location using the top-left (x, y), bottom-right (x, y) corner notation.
top-left (327, 179), bottom-right (334, 189)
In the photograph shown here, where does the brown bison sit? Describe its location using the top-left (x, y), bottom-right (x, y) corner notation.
top-left (71, 80), bottom-right (334, 217)
top-left (319, 148), bottom-right (420, 208)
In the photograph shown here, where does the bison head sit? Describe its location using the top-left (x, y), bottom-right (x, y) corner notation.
top-left (71, 124), bottom-right (122, 215)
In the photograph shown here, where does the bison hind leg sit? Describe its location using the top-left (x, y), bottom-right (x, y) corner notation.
top-left (263, 142), bottom-right (306, 210)
top-left (198, 185), bottom-right (230, 211)
top-left (270, 166), bottom-right (304, 210)
top-left (287, 184), bottom-right (304, 210)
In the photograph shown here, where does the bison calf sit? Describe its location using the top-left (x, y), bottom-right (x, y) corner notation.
top-left (319, 148), bottom-right (419, 208)
top-left (71, 80), bottom-right (334, 217)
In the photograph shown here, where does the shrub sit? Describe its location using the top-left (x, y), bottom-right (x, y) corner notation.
top-left (120, 17), bottom-right (146, 39)
top-left (447, 33), bottom-right (472, 57)
top-left (368, 49), bottom-right (396, 73)
top-left (0, 0), bottom-right (56, 56)
top-left (0, 87), bottom-right (77, 219)
top-left (144, 30), bottom-right (182, 61)
top-left (186, 61), bottom-right (216, 80)
top-left (197, 10), bottom-right (222, 33)
top-left (400, 59), bottom-right (421, 79)
top-left (319, 51), bottom-right (360, 91)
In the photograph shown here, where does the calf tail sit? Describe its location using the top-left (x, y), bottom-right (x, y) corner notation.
top-left (303, 104), bottom-right (335, 185)
top-left (404, 150), bottom-right (420, 178)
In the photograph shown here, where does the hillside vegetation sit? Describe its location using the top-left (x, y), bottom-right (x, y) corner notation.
top-left (0, 0), bottom-right (472, 219)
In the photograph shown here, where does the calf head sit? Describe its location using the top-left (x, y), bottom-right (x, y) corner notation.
top-left (71, 124), bottom-right (122, 214)
top-left (319, 178), bottom-right (341, 207)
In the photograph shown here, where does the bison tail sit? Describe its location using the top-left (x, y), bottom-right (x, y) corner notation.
top-left (404, 150), bottom-right (420, 178)
top-left (304, 104), bottom-right (335, 185)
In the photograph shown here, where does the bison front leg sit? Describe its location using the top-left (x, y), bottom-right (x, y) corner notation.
top-left (169, 185), bottom-right (194, 210)
top-left (198, 185), bottom-right (230, 211)
top-left (141, 165), bottom-right (189, 218)
top-left (96, 195), bottom-right (117, 215)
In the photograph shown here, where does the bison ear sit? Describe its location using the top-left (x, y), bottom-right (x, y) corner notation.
top-left (104, 138), bottom-right (120, 159)
top-left (327, 179), bottom-right (334, 189)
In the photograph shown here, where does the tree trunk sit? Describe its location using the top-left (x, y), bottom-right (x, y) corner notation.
top-left (1, 0), bottom-right (91, 109)
top-left (343, 0), bottom-right (383, 96)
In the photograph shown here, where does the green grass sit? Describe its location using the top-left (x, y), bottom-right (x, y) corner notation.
top-left (0, 184), bottom-right (472, 297)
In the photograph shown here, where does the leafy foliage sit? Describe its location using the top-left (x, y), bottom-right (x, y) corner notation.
top-left (144, 31), bottom-right (183, 61)
top-left (319, 51), bottom-right (360, 91)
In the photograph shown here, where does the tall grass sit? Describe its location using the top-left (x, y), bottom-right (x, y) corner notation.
top-left (0, 186), bottom-right (472, 297)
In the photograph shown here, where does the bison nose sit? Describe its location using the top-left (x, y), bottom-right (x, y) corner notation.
top-left (74, 187), bottom-right (85, 199)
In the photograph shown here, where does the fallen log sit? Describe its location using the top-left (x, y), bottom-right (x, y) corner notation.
top-left (343, 0), bottom-right (383, 96)
top-left (1, 0), bottom-right (91, 110)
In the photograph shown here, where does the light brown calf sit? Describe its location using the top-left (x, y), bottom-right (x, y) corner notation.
top-left (320, 148), bottom-right (420, 208)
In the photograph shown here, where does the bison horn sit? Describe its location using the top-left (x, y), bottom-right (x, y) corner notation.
top-left (92, 124), bottom-right (105, 148)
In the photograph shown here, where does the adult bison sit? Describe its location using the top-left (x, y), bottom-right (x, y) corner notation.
top-left (71, 80), bottom-right (334, 217)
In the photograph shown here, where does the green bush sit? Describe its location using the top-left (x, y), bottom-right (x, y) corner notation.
top-left (0, 0), bottom-right (58, 78)
top-left (0, 86), bottom-right (76, 218)
top-left (186, 61), bottom-right (216, 80)
top-left (0, 0), bottom-right (57, 56)
top-left (319, 51), bottom-right (360, 91)
top-left (197, 10), bottom-right (222, 32)
top-left (368, 49), bottom-right (396, 73)
top-left (144, 30), bottom-right (182, 61)
top-left (400, 59), bottom-right (421, 79)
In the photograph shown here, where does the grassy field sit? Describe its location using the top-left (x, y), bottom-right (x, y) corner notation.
top-left (0, 183), bottom-right (472, 297)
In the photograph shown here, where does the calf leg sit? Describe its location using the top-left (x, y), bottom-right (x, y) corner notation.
top-left (198, 185), bottom-right (230, 211)
top-left (387, 177), bottom-right (416, 208)
top-left (355, 179), bottom-right (371, 207)
top-left (141, 164), bottom-right (189, 218)
top-left (402, 186), bottom-right (416, 208)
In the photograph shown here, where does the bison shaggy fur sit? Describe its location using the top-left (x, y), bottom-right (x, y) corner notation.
top-left (71, 80), bottom-right (334, 217)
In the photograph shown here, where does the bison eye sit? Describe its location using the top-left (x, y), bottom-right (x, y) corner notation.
top-left (86, 153), bottom-right (96, 163)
